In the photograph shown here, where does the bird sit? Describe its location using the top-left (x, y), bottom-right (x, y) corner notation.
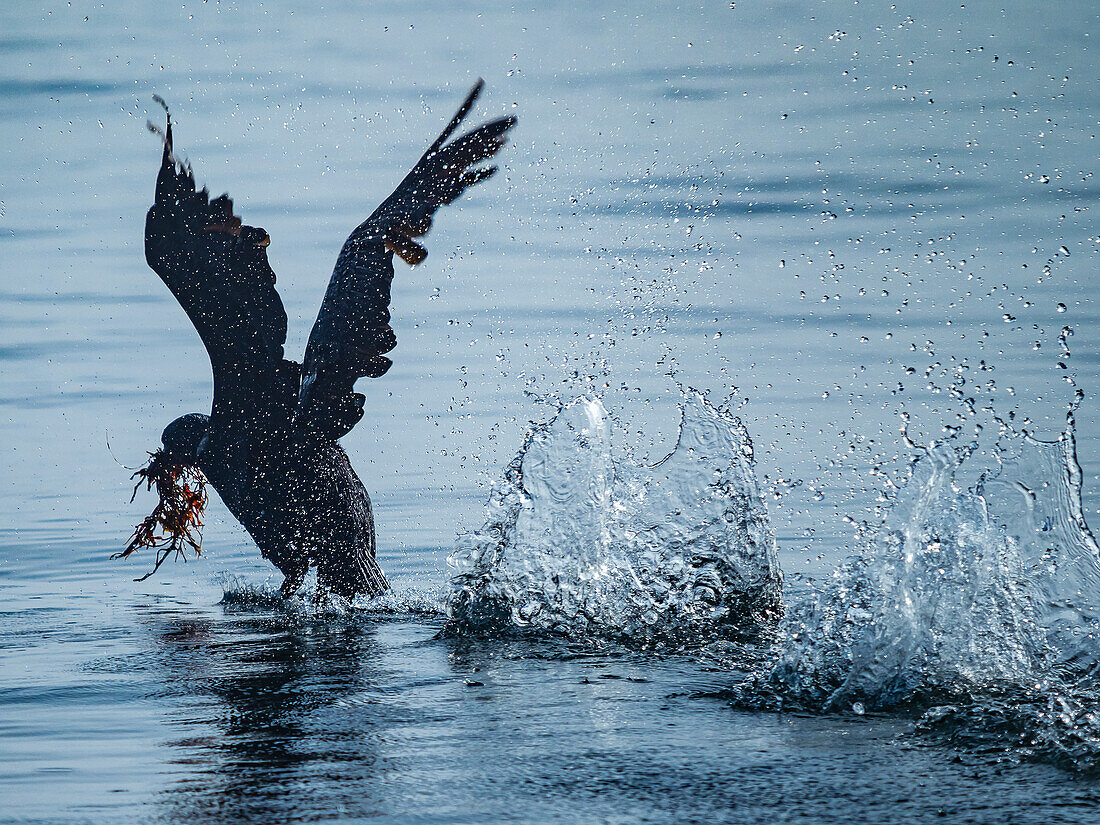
top-left (117, 80), bottom-right (516, 600)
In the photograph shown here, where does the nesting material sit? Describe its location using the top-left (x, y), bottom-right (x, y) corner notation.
top-left (114, 450), bottom-right (208, 581)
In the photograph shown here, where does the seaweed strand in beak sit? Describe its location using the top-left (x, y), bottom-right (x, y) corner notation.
top-left (113, 449), bottom-right (208, 581)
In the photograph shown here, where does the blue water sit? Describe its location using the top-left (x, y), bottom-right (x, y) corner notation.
top-left (2, 0), bottom-right (1099, 822)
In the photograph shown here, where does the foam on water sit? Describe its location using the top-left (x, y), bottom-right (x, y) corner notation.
top-left (744, 405), bottom-right (1100, 771)
top-left (445, 389), bottom-right (782, 644)
top-left (220, 575), bottom-right (447, 617)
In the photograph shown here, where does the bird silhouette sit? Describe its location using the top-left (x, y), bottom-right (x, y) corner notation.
top-left (119, 81), bottom-right (515, 600)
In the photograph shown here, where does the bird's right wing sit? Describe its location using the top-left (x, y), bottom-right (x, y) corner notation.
top-left (298, 80), bottom-right (516, 438)
top-left (145, 103), bottom-right (294, 438)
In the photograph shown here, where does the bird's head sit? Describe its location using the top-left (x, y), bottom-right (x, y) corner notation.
top-left (161, 412), bottom-right (210, 463)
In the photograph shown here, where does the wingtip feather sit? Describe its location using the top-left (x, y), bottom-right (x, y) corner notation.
top-left (423, 78), bottom-right (488, 161)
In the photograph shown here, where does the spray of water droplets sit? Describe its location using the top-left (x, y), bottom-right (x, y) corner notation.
top-left (738, 401), bottom-right (1100, 771)
top-left (445, 389), bottom-right (782, 645)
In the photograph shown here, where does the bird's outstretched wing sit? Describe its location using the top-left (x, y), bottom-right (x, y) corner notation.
top-left (145, 103), bottom-right (295, 436)
top-left (299, 79), bottom-right (516, 438)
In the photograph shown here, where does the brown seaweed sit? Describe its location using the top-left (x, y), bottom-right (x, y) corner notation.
top-left (113, 450), bottom-right (208, 581)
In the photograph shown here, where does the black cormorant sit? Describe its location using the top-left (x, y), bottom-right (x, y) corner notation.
top-left (118, 81), bottom-right (515, 600)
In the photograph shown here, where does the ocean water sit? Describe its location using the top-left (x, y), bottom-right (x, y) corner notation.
top-left (2, 0), bottom-right (1100, 822)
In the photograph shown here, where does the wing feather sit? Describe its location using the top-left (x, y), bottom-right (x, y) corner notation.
top-left (299, 80), bottom-right (516, 439)
top-left (144, 106), bottom-right (292, 435)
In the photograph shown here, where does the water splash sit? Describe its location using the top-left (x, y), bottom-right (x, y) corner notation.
top-left (446, 389), bottom-right (782, 644)
top-left (219, 575), bottom-right (447, 617)
top-left (743, 406), bottom-right (1100, 771)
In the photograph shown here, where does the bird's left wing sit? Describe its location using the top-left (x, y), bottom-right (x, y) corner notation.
top-left (144, 103), bottom-right (293, 435)
top-left (298, 80), bottom-right (516, 439)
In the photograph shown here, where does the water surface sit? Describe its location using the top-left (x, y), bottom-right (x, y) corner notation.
top-left (2, 1), bottom-right (1099, 822)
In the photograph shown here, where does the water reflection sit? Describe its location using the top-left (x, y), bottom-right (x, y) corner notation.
top-left (142, 608), bottom-right (392, 822)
